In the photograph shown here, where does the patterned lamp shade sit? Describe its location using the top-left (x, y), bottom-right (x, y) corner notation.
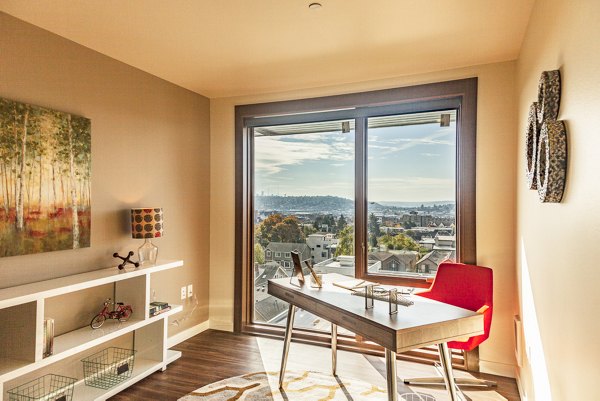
top-left (131, 208), bottom-right (164, 239)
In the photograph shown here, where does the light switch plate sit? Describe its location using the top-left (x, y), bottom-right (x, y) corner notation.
top-left (187, 284), bottom-right (193, 298)
top-left (180, 286), bottom-right (187, 300)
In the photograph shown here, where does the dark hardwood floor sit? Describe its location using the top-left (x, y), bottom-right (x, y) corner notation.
top-left (110, 329), bottom-right (520, 401)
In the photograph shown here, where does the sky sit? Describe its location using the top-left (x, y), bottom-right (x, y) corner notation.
top-left (254, 118), bottom-right (456, 203)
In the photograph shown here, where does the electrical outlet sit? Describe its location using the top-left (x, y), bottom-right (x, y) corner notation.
top-left (187, 284), bottom-right (193, 298)
top-left (180, 286), bottom-right (187, 300)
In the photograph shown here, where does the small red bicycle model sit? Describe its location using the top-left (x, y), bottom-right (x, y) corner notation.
top-left (90, 298), bottom-right (133, 329)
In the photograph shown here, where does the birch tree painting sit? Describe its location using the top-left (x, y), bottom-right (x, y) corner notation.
top-left (0, 98), bottom-right (91, 257)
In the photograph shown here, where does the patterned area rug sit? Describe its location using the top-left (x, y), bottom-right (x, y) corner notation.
top-left (178, 371), bottom-right (435, 401)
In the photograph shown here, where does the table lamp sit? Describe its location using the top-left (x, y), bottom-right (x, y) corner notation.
top-left (131, 207), bottom-right (163, 266)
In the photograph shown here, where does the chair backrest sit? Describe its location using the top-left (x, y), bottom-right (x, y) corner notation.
top-left (425, 262), bottom-right (493, 313)
top-left (419, 262), bottom-right (493, 351)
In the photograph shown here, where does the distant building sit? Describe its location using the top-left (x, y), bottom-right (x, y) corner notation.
top-left (405, 227), bottom-right (437, 240)
top-left (381, 226), bottom-right (405, 235)
top-left (306, 233), bottom-right (338, 263)
top-left (265, 242), bottom-right (311, 269)
top-left (314, 256), bottom-right (355, 276)
top-left (419, 237), bottom-right (435, 250)
top-left (254, 262), bottom-right (288, 300)
top-left (368, 250), bottom-right (419, 273)
top-left (254, 296), bottom-right (288, 323)
top-left (401, 211), bottom-right (433, 227)
top-left (416, 249), bottom-right (456, 274)
top-left (254, 262), bottom-right (289, 322)
top-left (434, 235), bottom-right (456, 250)
top-left (401, 212), bottom-right (454, 228)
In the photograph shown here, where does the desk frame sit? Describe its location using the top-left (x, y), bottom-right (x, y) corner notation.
top-left (269, 275), bottom-right (483, 401)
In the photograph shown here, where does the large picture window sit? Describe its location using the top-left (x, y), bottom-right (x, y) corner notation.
top-left (235, 79), bottom-right (477, 338)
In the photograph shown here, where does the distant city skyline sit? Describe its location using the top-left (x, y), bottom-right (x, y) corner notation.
top-left (255, 194), bottom-right (455, 207)
top-left (254, 120), bottom-right (456, 203)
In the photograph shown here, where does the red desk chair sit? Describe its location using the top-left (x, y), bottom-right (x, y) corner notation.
top-left (403, 262), bottom-right (497, 389)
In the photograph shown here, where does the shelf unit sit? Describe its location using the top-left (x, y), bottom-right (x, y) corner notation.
top-left (0, 259), bottom-right (184, 400)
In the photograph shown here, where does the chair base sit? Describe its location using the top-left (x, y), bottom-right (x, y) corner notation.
top-left (403, 376), bottom-right (497, 388)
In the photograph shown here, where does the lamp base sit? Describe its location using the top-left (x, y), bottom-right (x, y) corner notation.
top-left (138, 238), bottom-right (158, 266)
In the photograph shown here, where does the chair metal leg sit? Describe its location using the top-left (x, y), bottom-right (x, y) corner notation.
top-left (438, 343), bottom-right (459, 401)
top-left (385, 348), bottom-right (398, 401)
top-left (278, 304), bottom-right (296, 389)
top-left (331, 323), bottom-right (338, 376)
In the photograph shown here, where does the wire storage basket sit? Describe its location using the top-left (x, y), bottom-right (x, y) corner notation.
top-left (81, 347), bottom-right (136, 389)
top-left (7, 374), bottom-right (76, 401)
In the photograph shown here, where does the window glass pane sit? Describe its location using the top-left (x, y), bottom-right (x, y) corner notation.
top-left (253, 120), bottom-right (355, 331)
top-left (367, 111), bottom-right (457, 278)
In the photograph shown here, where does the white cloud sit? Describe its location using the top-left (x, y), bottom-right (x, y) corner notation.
top-left (370, 176), bottom-right (453, 186)
top-left (369, 176), bottom-right (455, 202)
top-left (255, 134), bottom-right (353, 174)
top-left (372, 128), bottom-right (455, 154)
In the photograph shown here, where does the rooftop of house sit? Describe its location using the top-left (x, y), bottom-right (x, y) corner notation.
top-left (265, 242), bottom-right (311, 255)
top-left (417, 249), bottom-right (456, 266)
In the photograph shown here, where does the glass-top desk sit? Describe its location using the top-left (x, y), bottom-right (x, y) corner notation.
top-left (268, 273), bottom-right (483, 401)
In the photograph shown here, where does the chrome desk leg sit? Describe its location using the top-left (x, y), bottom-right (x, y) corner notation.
top-left (385, 348), bottom-right (398, 401)
top-left (438, 343), bottom-right (459, 401)
top-left (279, 304), bottom-right (296, 389)
top-left (331, 323), bottom-right (338, 375)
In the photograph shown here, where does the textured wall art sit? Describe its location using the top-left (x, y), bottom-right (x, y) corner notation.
top-left (525, 102), bottom-right (540, 189)
top-left (0, 98), bottom-right (91, 257)
top-left (525, 70), bottom-right (567, 202)
top-left (537, 120), bottom-right (567, 203)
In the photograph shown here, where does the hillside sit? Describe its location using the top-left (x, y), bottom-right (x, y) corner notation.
top-left (255, 195), bottom-right (455, 216)
top-left (255, 195), bottom-right (354, 213)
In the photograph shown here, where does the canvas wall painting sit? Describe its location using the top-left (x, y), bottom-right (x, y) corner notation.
top-left (0, 97), bottom-right (91, 257)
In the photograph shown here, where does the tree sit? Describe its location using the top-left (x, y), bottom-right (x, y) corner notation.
top-left (14, 104), bottom-right (30, 231)
top-left (302, 224), bottom-right (317, 237)
top-left (337, 214), bottom-right (347, 233)
top-left (55, 114), bottom-right (90, 249)
top-left (254, 243), bottom-right (265, 264)
top-left (335, 225), bottom-right (354, 256)
top-left (314, 214), bottom-right (336, 233)
top-left (378, 233), bottom-right (420, 251)
top-left (67, 114), bottom-right (79, 248)
top-left (0, 99), bottom-right (19, 217)
top-left (272, 216), bottom-right (305, 243)
top-left (403, 221), bottom-right (416, 229)
top-left (368, 213), bottom-right (380, 248)
top-left (255, 213), bottom-right (305, 246)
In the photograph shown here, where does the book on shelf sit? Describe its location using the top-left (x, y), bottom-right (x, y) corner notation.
top-left (149, 301), bottom-right (170, 316)
top-left (150, 305), bottom-right (172, 316)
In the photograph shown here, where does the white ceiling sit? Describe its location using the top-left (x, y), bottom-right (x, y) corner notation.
top-left (0, 0), bottom-right (535, 98)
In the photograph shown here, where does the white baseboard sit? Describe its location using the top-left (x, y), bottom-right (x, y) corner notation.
top-left (167, 320), bottom-right (210, 348)
top-left (479, 360), bottom-right (516, 378)
top-left (515, 372), bottom-right (526, 401)
top-left (209, 320), bottom-right (234, 332)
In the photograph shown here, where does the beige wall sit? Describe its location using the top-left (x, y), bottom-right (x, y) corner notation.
top-left (0, 13), bottom-right (211, 337)
top-left (210, 61), bottom-right (518, 375)
top-left (515, 0), bottom-right (600, 400)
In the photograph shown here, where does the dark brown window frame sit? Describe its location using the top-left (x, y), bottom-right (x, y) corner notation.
top-left (234, 79), bottom-right (477, 352)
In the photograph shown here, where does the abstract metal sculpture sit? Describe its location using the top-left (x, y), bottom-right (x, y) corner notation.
top-left (113, 251), bottom-right (140, 270)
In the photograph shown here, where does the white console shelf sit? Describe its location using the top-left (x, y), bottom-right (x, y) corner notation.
top-left (0, 259), bottom-right (184, 400)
